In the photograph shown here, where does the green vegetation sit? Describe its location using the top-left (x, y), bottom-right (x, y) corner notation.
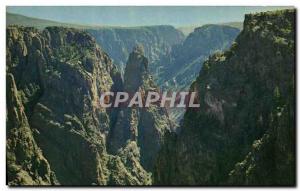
top-left (154, 9), bottom-right (295, 186)
top-left (6, 9), bottom-right (295, 186)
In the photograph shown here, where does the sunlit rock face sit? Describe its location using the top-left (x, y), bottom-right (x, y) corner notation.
top-left (6, 26), bottom-right (151, 185)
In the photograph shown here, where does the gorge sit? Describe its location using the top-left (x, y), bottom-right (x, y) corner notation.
top-left (6, 8), bottom-right (295, 186)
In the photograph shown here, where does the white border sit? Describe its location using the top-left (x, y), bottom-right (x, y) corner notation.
top-left (1, 1), bottom-right (299, 190)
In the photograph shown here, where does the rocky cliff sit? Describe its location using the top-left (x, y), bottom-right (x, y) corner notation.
top-left (6, 26), bottom-right (151, 185)
top-left (108, 45), bottom-right (173, 172)
top-left (7, 73), bottom-right (58, 185)
top-left (7, 8), bottom-right (295, 186)
top-left (6, 12), bottom-right (240, 100)
top-left (154, 9), bottom-right (295, 186)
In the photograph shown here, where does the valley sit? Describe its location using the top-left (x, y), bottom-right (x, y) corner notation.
top-left (6, 8), bottom-right (295, 186)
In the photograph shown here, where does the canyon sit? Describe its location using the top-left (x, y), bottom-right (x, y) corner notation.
top-left (6, 9), bottom-right (295, 186)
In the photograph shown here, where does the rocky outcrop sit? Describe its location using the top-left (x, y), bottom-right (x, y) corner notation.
top-left (6, 26), bottom-right (150, 185)
top-left (154, 9), bottom-right (295, 185)
top-left (108, 45), bottom-right (173, 171)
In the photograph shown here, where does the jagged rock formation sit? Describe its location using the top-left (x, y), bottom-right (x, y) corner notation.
top-left (154, 9), bottom-right (295, 186)
top-left (108, 45), bottom-right (173, 172)
top-left (6, 26), bottom-right (151, 185)
top-left (87, 26), bottom-right (184, 76)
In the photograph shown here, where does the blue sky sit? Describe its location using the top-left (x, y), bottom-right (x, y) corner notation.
top-left (7, 6), bottom-right (292, 27)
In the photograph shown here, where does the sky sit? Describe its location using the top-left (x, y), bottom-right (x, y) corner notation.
top-left (6, 6), bottom-right (292, 27)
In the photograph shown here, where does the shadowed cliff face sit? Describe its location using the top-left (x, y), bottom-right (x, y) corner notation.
top-left (108, 45), bottom-right (173, 172)
top-left (154, 9), bottom-right (295, 186)
top-left (6, 26), bottom-right (151, 185)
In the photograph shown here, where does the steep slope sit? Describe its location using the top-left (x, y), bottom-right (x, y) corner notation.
top-left (6, 26), bottom-right (150, 185)
top-left (159, 25), bottom-right (240, 122)
top-left (159, 24), bottom-right (240, 91)
top-left (87, 26), bottom-right (184, 76)
top-left (108, 45), bottom-right (173, 172)
top-left (154, 9), bottom-right (295, 185)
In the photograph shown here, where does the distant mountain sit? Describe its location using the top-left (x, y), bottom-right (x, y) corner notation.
top-left (87, 26), bottom-right (185, 76)
top-left (7, 12), bottom-right (186, 80)
top-left (159, 24), bottom-right (240, 91)
top-left (6, 13), bottom-right (91, 29)
top-left (177, 22), bottom-right (243, 36)
top-left (6, 12), bottom-right (239, 93)
top-left (222, 22), bottom-right (243, 30)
